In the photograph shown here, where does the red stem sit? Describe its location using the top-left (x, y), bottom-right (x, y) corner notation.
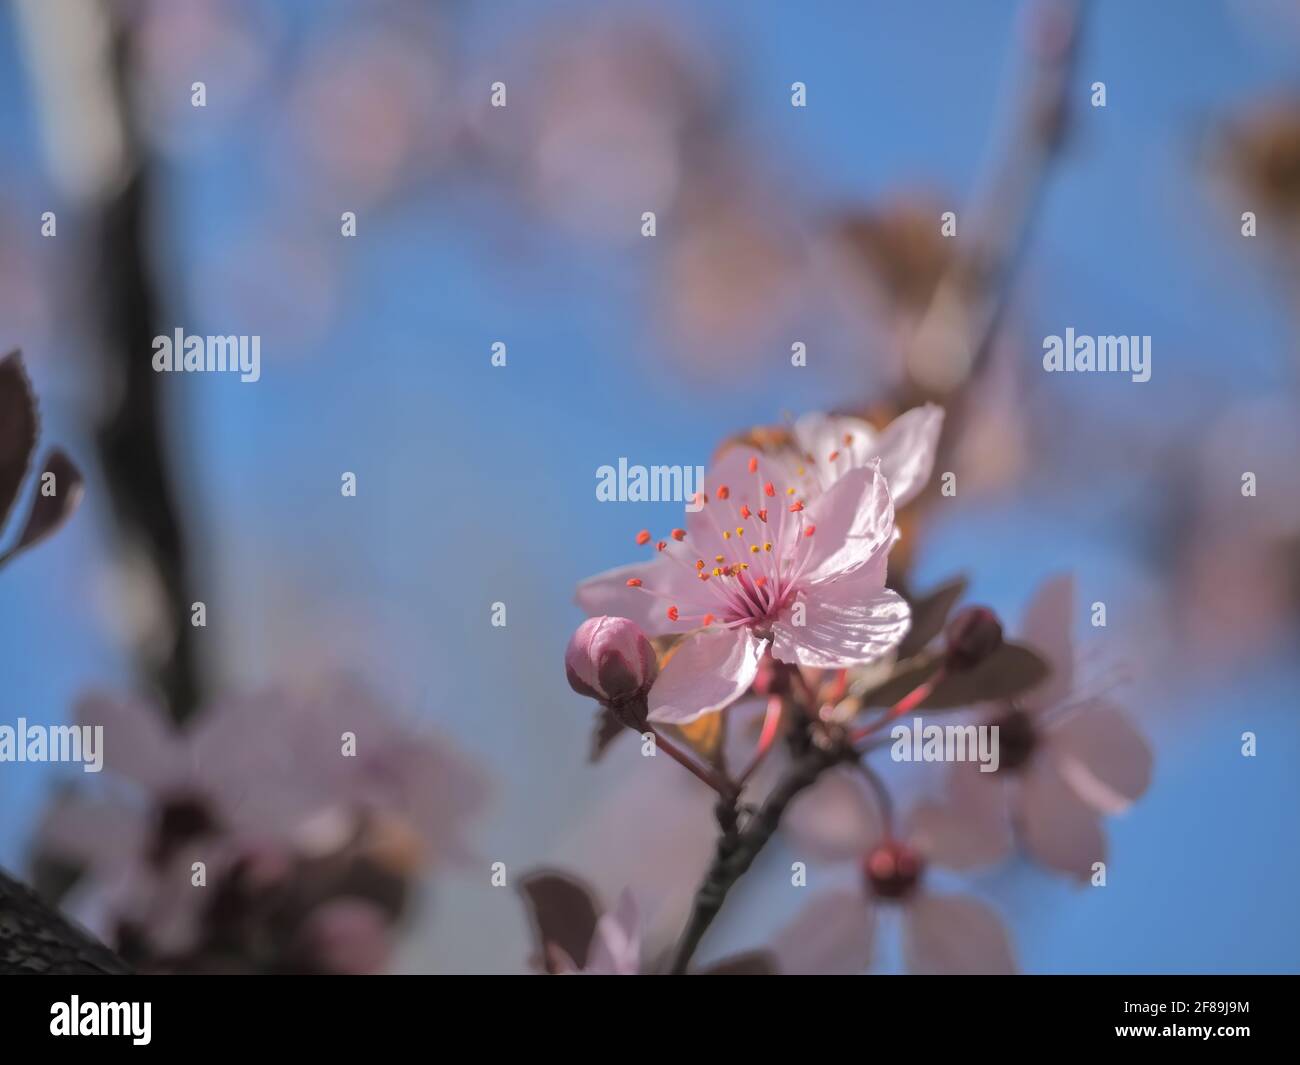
top-left (849, 665), bottom-right (947, 745)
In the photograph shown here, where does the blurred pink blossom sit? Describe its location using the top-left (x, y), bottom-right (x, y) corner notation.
top-left (937, 575), bottom-right (1153, 881)
top-left (778, 769), bottom-right (1014, 975)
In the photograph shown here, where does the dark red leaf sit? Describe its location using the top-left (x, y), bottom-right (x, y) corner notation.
top-left (861, 641), bottom-right (1050, 711)
top-left (589, 705), bottom-right (624, 762)
top-left (0, 449), bottom-right (84, 567)
top-left (0, 350), bottom-right (38, 532)
top-left (517, 870), bottom-right (600, 974)
top-left (701, 950), bottom-right (779, 975)
top-left (897, 575), bottom-right (969, 659)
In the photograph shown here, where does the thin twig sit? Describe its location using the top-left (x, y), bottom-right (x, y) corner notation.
top-left (668, 732), bottom-right (853, 974)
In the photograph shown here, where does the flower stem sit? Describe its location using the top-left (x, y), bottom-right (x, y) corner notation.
top-left (848, 665), bottom-right (947, 744)
top-left (650, 728), bottom-right (737, 798)
top-left (667, 735), bottom-right (852, 974)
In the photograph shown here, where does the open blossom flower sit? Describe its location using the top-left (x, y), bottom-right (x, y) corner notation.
top-left (780, 404), bottom-right (944, 506)
top-left (777, 770), bottom-right (1015, 975)
top-left (577, 448), bottom-right (911, 725)
top-left (938, 575), bottom-right (1153, 881)
top-left (725, 404), bottom-right (943, 507)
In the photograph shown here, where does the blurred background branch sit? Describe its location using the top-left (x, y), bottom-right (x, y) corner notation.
top-left (15, 0), bottom-right (205, 722)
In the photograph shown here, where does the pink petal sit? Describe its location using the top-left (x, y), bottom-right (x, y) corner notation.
top-left (791, 413), bottom-right (880, 491)
top-left (76, 692), bottom-right (182, 793)
top-left (772, 582), bottom-right (910, 669)
top-left (1017, 574), bottom-right (1075, 713)
top-left (773, 890), bottom-right (875, 974)
top-left (37, 790), bottom-right (147, 877)
top-left (798, 463), bottom-right (896, 584)
top-left (585, 889), bottom-right (641, 974)
top-left (784, 768), bottom-right (883, 861)
top-left (1017, 756), bottom-right (1106, 881)
top-left (903, 892), bottom-right (1015, 974)
top-left (1050, 701), bottom-right (1152, 814)
top-left (907, 765), bottom-right (1011, 870)
top-left (575, 558), bottom-right (697, 636)
top-left (872, 403), bottom-right (945, 506)
top-left (646, 627), bottom-right (766, 725)
top-left (691, 445), bottom-right (785, 540)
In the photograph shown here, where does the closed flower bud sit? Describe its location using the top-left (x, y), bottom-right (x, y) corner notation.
top-left (565, 616), bottom-right (659, 708)
top-left (943, 605), bottom-right (1003, 670)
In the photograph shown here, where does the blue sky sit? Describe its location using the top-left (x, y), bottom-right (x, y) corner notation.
top-left (1, 1), bottom-right (1297, 972)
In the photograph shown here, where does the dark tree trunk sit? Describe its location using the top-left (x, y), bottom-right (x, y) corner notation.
top-left (0, 868), bottom-right (130, 975)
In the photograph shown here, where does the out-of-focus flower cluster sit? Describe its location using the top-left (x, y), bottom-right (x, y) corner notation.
top-left (34, 678), bottom-right (485, 974)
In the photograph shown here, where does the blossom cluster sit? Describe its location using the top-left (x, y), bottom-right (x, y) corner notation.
top-left (553, 405), bottom-right (1151, 975)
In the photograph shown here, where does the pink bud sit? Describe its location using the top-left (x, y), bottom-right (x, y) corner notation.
top-left (565, 616), bottom-right (658, 706)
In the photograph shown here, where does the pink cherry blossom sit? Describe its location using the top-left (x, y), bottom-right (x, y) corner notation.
top-left (777, 769), bottom-right (1015, 975)
top-left (936, 574), bottom-right (1153, 881)
top-left (782, 403), bottom-right (944, 506)
top-left (576, 448), bottom-right (910, 725)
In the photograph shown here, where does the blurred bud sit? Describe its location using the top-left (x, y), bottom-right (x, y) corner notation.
top-left (749, 652), bottom-right (791, 697)
top-left (295, 898), bottom-right (391, 975)
top-left (566, 617), bottom-right (658, 710)
top-left (943, 605), bottom-right (1003, 670)
top-left (862, 839), bottom-right (924, 900)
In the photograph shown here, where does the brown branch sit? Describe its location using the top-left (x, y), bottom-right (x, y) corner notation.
top-left (902, 0), bottom-right (1089, 402)
top-left (94, 15), bottom-right (205, 722)
top-left (0, 868), bottom-right (130, 974)
top-left (668, 730), bottom-right (854, 974)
